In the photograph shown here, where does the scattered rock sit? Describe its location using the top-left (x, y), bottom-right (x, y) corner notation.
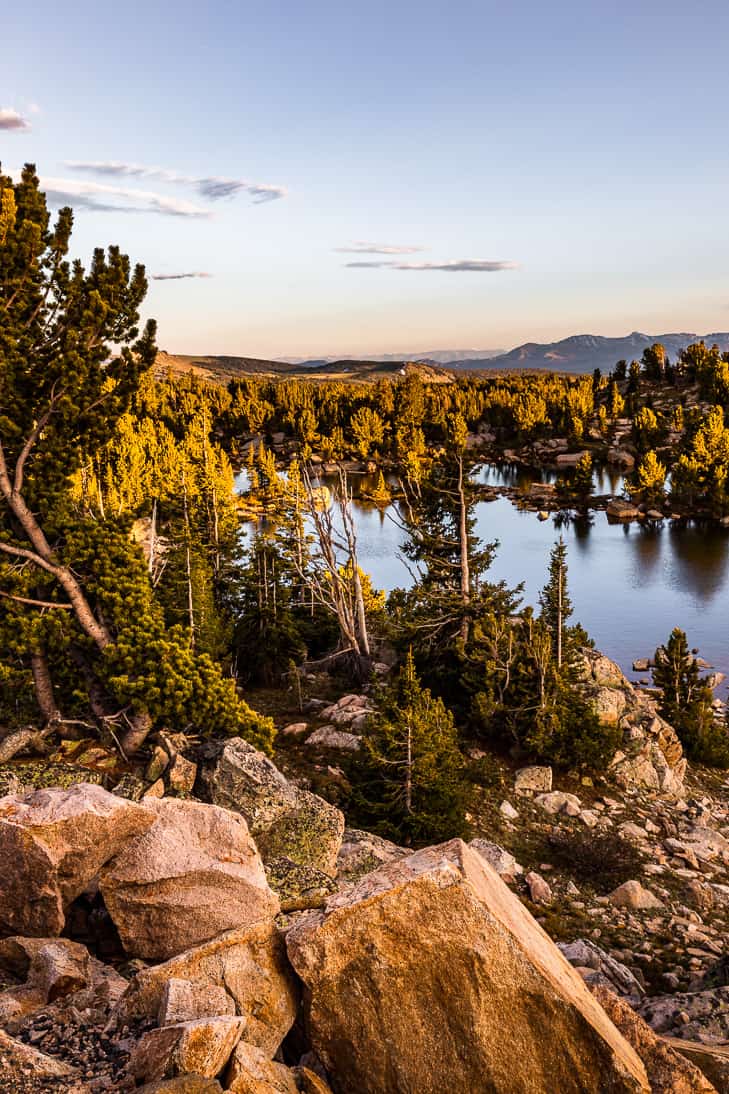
top-left (608, 881), bottom-right (665, 911)
top-left (0, 1027), bottom-right (81, 1085)
top-left (499, 800), bottom-right (519, 820)
top-left (305, 727), bottom-right (361, 752)
top-left (282, 723), bottom-right (308, 738)
top-left (535, 790), bottom-right (582, 815)
top-left (525, 871), bottom-right (552, 904)
top-left (514, 765), bottom-right (552, 793)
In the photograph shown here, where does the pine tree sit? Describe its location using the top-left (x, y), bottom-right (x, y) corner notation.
top-left (629, 450), bottom-right (666, 507)
top-left (0, 166), bottom-right (272, 754)
top-left (352, 651), bottom-right (468, 843)
top-left (653, 629), bottom-right (729, 767)
top-left (539, 539), bottom-right (572, 667)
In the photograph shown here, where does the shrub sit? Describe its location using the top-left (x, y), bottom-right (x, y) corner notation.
top-left (547, 828), bottom-right (644, 887)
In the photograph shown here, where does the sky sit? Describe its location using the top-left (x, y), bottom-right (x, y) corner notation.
top-left (3, 0), bottom-right (729, 359)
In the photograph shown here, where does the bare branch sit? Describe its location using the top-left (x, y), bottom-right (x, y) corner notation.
top-left (0, 590), bottom-right (73, 610)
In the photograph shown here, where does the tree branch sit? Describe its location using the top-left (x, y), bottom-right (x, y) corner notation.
top-left (0, 590), bottom-right (73, 610)
top-left (13, 385), bottom-right (64, 496)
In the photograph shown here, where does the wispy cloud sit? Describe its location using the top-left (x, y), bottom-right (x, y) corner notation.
top-left (0, 108), bottom-right (30, 131)
top-left (39, 177), bottom-right (210, 218)
top-left (345, 259), bottom-right (519, 272)
top-left (152, 271), bottom-right (213, 281)
top-left (334, 241), bottom-right (426, 255)
top-left (64, 161), bottom-right (287, 204)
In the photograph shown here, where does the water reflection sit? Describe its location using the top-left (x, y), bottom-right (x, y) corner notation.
top-left (666, 523), bottom-right (729, 602)
top-left (234, 463), bottom-right (729, 679)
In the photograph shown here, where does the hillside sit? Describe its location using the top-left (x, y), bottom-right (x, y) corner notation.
top-left (451, 331), bottom-right (729, 374)
top-left (155, 350), bottom-right (454, 384)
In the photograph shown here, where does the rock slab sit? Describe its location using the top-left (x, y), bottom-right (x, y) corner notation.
top-left (286, 838), bottom-right (650, 1094)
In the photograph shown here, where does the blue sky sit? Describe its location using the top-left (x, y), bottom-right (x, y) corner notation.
top-left (3, 0), bottom-right (729, 358)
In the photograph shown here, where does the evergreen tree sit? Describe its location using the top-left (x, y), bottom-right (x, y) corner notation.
top-left (539, 538), bottom-right (572, 666)
top-left (653, 629), bottom-right (729, 767)
top-left (392, 436), bottom-right (519, 703)
top-left (629, 450), bottom-right (666, 507)
top-left (352, 650), bottom-right (468, 843)
top-left (0, 166), bottom-right (271, 754)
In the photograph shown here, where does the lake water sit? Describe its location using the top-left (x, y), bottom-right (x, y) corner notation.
top-left (235, 465), bottom-right (729, 684)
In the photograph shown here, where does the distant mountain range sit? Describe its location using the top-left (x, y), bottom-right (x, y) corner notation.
top-left (157, 332), bottom-right (729, 385)
top-left (279, 348), bottom-right (504, 368)
top-left (446, 332), bottom-right (729, 375)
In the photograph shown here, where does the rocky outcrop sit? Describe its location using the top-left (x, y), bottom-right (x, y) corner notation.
top-left (0, 783), bottom-right (155, 937)
top-left (100, 796), bottom-right (278, 960)
top-left (286, 838), bottom-right (650, 1093)
top-left (116, 921), bottom-right (298, 1057)
top-left (198, 739), bottom-right (344, 876)
top-left (591, 985), bottom-right (718, 1093)
top-left (579, 650), bottom-right (686, 794)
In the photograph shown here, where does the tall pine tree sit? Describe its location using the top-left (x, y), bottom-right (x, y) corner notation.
top-left (352, 650), bottom-right (467, 843)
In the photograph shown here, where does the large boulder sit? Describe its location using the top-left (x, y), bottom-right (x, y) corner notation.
top-left (286, 838), bottom-right (649, 1093)
top-left (198, 739), bottom-right (344, 876)
top-left (116, 921), bottom-right (298, 1057)
top-left (0, 784), bottom-right (155, 937)
top-left (100, 797), bottom-right (279, 960)
top-left (590, 985), bottom-right (717, 1093)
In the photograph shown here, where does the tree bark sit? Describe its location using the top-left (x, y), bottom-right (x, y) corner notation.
top-left (30, 650), bottom-right (62, 725)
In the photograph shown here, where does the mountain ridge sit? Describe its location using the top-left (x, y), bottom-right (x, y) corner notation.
top-left (449, 331), bottom-right (729, 374)
top-left (156, 331), bottom-right (729, 384)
